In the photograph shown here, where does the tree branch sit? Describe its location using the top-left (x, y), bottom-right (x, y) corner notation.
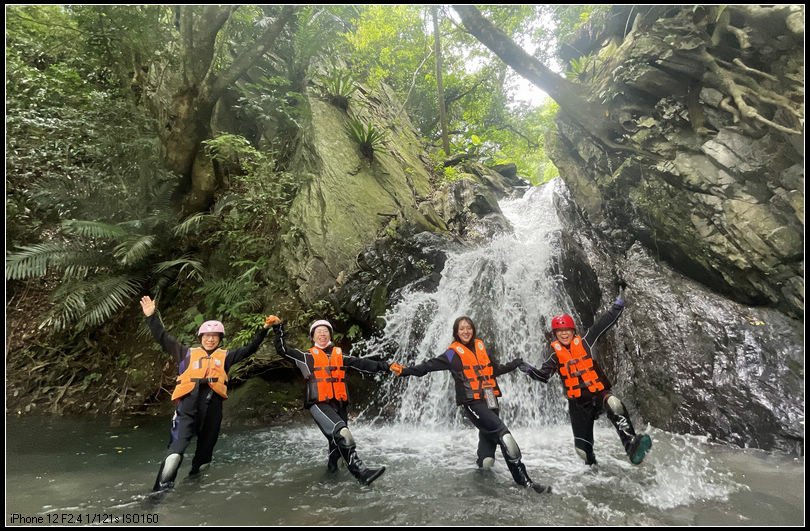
top-left (208, 6), bottom-right (299, 100)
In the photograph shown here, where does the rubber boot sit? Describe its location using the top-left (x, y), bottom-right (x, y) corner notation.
top-left (506, 460), bottom-right (551, 494)
top-left (476, 456), bottom-right (496, 469)
top-left (340, 445), bottom-right (385, 486)
top-left (327, 442), bottom-right (340, 473)
top-left (153, 453), bottom-right (183, 491)
top-left (626, 434), bottom-right (653, 465)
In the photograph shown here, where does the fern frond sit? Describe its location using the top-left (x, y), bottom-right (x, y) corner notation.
top-left (174, 213), bottom-right (213, 237)
top-left (61, 219), bottom-right (129, 239)
top-left (75, 275), bottom-right (142, 330)
top-left (114, 234), bottom-right (155, 265)
top-left (6, 242), bottom-right (98, 280)
top-left (153, 256), bottom-right (204, 282)
top-left (41, 275), bottom-right (142, 332)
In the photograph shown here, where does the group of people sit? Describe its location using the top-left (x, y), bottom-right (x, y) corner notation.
top-left (140, 288), bottom-right (652, 493)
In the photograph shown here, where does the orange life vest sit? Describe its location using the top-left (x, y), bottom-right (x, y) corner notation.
top-left (450, 340), bottom-right (502, 401)
top-left (172, 347), bottom-right (229, 400)
top-left (552, 336), bottom-right (605, 399)
top-left (309, 346), bottom-right (348, 402)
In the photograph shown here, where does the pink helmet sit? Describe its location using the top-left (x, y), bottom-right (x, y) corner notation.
top-left (198, 320), bottom-right (225, 336)
top-left (551, 314), bottom-right (576, 331)
top-left (309, 319), bottom-right (333, 339)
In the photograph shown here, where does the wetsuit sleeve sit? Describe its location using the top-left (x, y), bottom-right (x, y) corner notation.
top-left (400, 353), bottom-right (451, 377)
top-left (582, 302), bottom-right (624, 351)
top-left (343, 356), bottom-right (390, 374)
top-left (146, 314), bottom-right (187, 364)
top-left (491, 357), bottom-right (521, 376)
top-left (225, 326), bottom-right (269, 370)
top-left (272, 323), bottom-right (308, 364)
top-left (526, 351), bottom-right (559, 383)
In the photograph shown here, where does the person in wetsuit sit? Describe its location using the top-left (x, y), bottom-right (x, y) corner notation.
top-left (391, 316), bottom-right (551, 494)
top-left (270, 316), bottom-right (396, 485)
top-left (141, 295), bottom-right (274, 491)
top-left (520, 289), bottom-right (652, 466)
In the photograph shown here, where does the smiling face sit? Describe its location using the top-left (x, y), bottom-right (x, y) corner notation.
top-left (457, 320), bottom-right (474, 344)
top-left (312, 325), bottom-right (332, 347)
top-left (450, 316), bottom-right (478, 346)
top-left (201, 333), bottom-right (222, 350)
top-left (554, 328), bottom-right (574, 346)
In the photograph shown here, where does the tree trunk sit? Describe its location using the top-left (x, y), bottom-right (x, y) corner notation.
top-left (157, 6), bottom-right (298, 214)
top-left (432, 7), bottom-right (450, 156)
top-left (453, 5), bottom-right (620, 142)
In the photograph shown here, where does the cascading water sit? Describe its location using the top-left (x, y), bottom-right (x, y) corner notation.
top-left (370, 179), bottom-right (578, 429)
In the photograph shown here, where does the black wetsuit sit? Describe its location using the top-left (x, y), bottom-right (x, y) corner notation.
top-left (147, 315), bottom-right (268, 470)
top-left (401, 341), bottom-right (542, 487)
top-left (524, 303), bottom-right (637, 463)
top-left (272, 323), bottom-right (389, 464)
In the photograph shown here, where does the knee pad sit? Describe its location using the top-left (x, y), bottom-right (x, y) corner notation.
top-left (159, 453), bottom-right (183, 483)
top-left (575, 447), bottom-right (590, 463)
top-left (480, 457), bottom-right (495, 469)
top-left (605, 395), bottom-right (626, 416)
top-left (499, 432), bottom-right (521, 462)
top-left (334, 425), bottom-right (355, 449)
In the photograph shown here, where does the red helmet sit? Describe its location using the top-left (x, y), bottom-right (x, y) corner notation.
top-left (551, 314), bottom-right (576, 331)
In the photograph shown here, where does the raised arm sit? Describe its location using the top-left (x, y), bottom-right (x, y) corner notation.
top-left (140, 295), bottom-right (187, 363)
top-left (270, 319), bottom-right (308, 364)
top-left (582, 298), bottom-right (625, 351)
top-left (224, 315), bottom-right (277, 370)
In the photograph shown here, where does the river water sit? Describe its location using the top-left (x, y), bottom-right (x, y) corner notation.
top-left (5, 415), bottom-right (804, 525)
top-left (6, 181), bottom-right (804, 525)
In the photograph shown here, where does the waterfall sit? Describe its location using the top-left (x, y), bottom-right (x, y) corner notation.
top-left (371, 179), bottom-right (579, 428)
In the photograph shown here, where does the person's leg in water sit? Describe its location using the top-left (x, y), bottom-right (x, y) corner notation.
top-left (569, 398), bottom-right (598, 466)
top-left (310, 402), bottom-right (385, 485)
top-left (602, 392), bottom-right (652, 464)
top-left (462, 401), bottom-right (550, 493)
top-left (189, 390), bottom-right (223, 476)
top-left (153, 392), bottom-right (198, 491)
top-left (476, 430), bottom-right (498, 469)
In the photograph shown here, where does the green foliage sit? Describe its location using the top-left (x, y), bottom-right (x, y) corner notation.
top-left (566, 55), bottom-right (595, 81)
top-left (345, 116), bottom-right (386, 160)
top-left (318, 68), bottom-right (358, 110)
top-left (442, 166), bottom-right (465, 183)
top-left (203, 134), bottom-right (264, 173)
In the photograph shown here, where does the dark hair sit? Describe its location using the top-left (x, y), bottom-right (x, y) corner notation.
top-left (452, 316), bottom-right (477, 346)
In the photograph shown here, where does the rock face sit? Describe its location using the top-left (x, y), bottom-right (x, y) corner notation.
top-left (616, 243), bottom-right (804, 454)
top-left (334, 162), bottom-right (521, 330)
top-left (548, 5), bottom-right (804, 318)
top-left (553, 180), bottom-right (804, 455)
top-left (280, 89), bottom-right (440, 303)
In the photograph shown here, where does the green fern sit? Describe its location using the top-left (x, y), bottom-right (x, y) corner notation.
top-left (61, 219), bottom-right (129, 239)
top-left (319, 68), bottom-right (357, 110)
top-left (345, 116), bottom-right (386, 160)
top-left (6, 242), bottom-right (99, 280)
top-left (114, 234), bottom-right (156, 266)
top-left (41, 275), bottom-right (142, 332)
top-left (153, 256), bottom-right (204, 281)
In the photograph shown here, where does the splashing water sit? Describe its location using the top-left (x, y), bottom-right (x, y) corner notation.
top-left (368, 181), bottom-right (577, 428)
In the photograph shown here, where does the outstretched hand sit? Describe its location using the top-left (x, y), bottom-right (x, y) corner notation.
top-left (518, 361), bottom-right (535, 374)
top-left (264, 315), bottom-right (282, 328)
top-left (389, 363), bottom-right (404, 376)
top-left (140, 296), bottom-right (156, 317)
top-left (616, 279), bottom-right (627, 307)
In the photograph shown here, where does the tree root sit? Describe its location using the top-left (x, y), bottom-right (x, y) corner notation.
top-left (699, 50), bottom-right (803, 135)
